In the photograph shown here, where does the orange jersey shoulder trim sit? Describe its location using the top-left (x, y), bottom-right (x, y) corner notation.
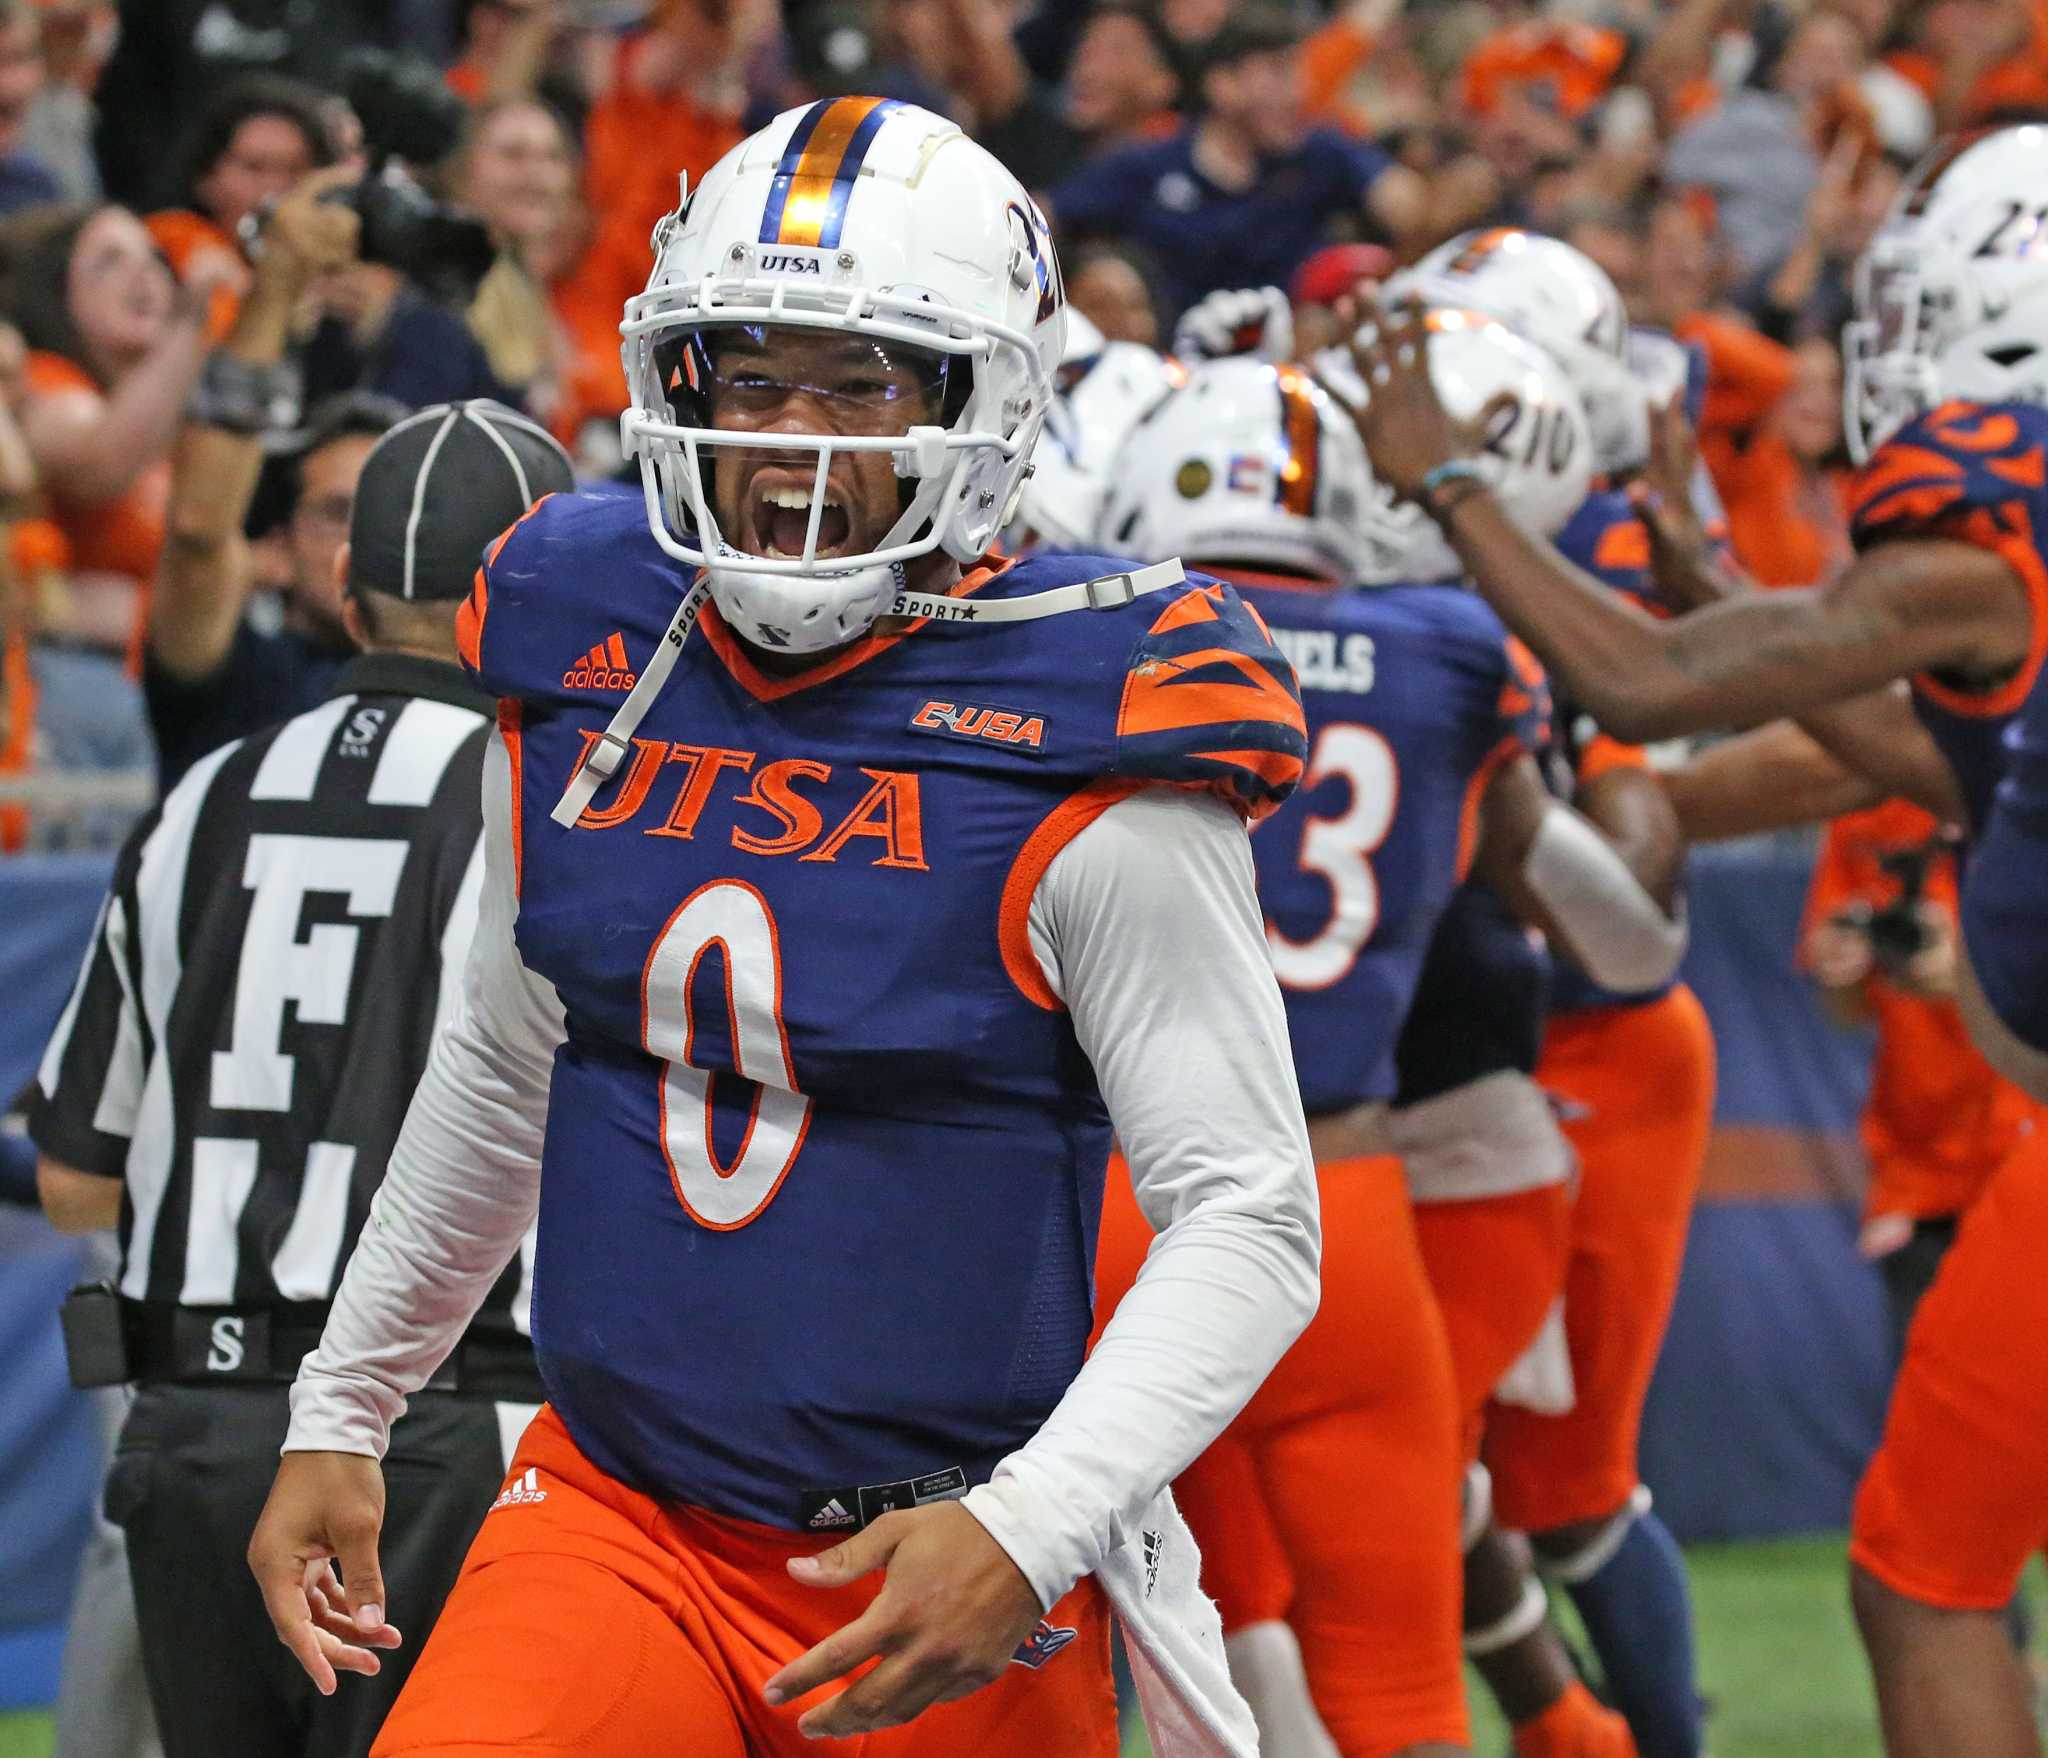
top-left (998, 778), bottom-right (1147, 1010)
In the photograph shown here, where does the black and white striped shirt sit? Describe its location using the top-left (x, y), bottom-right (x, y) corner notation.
top-left (32, 654), bottom-right (530, 1338)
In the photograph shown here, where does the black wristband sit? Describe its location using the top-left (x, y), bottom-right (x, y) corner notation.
top-left (189, 350), bottom-right (301, 436)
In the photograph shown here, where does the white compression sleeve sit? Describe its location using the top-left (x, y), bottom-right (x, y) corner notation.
top-left (1522, 801), bottom-right (1689, 992)
top-left (960, 787), bottom-right (1322, 1610)
top-left (285, 730), bottom-right (565, 1458)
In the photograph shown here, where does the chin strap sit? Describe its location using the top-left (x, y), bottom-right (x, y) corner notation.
top-left (549, 558), bottom-right (1188, 828)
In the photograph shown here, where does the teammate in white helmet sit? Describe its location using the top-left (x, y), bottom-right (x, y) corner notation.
top-left (1094, 331), bottom-right (1684, 1758)
top-left (1349, 124), bottom-right (2048, 1758)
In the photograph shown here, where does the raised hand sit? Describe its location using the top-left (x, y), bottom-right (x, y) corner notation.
top-left (1340, 290), bottom-right (1487, 503)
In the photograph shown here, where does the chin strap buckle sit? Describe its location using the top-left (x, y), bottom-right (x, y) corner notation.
top-left (1085, 572), bottom-right (1138, 610)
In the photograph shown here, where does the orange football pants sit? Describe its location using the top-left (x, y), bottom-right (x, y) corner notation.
top-left (1852, 1119), bottom-right (2048, 1609)
top-left (1411, 1183), bottom-right (1574, 1459)
top-left (1485, 986), bottom-right (1716, 1532)
top-left (371, 1405), bottom-right (1117, 1758)
top-left (1095, 1152), bottom-right (1468, 1758)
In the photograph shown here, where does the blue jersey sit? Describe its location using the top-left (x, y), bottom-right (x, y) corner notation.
top-left (1545, 490), bottom-right (1680, 1017)
top-left (1851, 401), bottom-right (2048, 1053)
top-left (459, 496), bottom-right (1306, 1527)
top-left (1850, 401), bottom-right (2048, 837)
top-left (1240, 579), bottom-right (1550, 1114)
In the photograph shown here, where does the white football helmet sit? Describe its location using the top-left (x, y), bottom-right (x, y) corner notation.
top-left (1391, 228), bottom-right (1647, 476)
top-left (1009, 323), bottom-right (1187, 551)
top-left (1314, 309), bottom-right (1594, 583)
top-left (1845, 124), bottom-right (2048, 463)
top-left (619, 98), bottom-right (1065, 652)
top-left (1099, 357), bottom-right (1376, 583)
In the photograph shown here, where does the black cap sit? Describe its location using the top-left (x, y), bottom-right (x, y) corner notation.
top-left (348, 400), bottom-right (576, 602)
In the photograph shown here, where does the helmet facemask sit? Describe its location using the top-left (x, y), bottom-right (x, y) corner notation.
top-left (1845, 237), bottom-right (1944, 464)
top-left (622, 275), bottom-right (1049, 653)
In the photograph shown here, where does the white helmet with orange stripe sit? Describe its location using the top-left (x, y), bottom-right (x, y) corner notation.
top-left (619, 99), bottom-right (1065, 652)
top-left (1099, 357), bottom-right (1378, 583)
top-left (1389, 227), bottom-right (1646, 476)
top-left (1009, 319), bottom-right (1188, 552)
top-left (1313, 309), bottom-right (1594, 582)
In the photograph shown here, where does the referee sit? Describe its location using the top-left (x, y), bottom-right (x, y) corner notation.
top-left (30, 400), bottom-right (575, 1758)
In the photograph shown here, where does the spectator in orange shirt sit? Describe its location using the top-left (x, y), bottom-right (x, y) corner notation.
top-left (145, 76), bottom-right (338, 338)
top-left (1801, 799), bottom-right (2043, 1352)
top-left (570, 0), bottom-right (770, 370)
top-left (0, 200), bottom-right (221, 657)
top-left (1715, 335), bottom-right (1855, 588)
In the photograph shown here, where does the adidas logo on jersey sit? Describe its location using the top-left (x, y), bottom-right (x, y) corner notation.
top-left (563, 633), bottom-right (638, 691)
top-left (807, 1496), bottom-right (858, 1531)
top-left (491, 1467), bottom-right (548, 1510)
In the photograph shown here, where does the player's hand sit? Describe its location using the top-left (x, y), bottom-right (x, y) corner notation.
top-left (247, 1450), bottom-right (403, 1695)
top-left (764, 1502), bottom-right (1043, 1739)
top-left (1341, 290), bottom-right (1496, 503)
top-left (1629, 395), bottom-right (1725, 607)
top-left (1173, 285), bottom-right (1294, 364)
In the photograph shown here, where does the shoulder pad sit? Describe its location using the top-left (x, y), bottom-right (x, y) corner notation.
top-left (1852, 402), bottom-right (2048, 552)
top-left (1554, 491), bottom-right (1655, 608)
top-left (458, 491), bottom-right (675, 701)
top-left (1108, 577), bottom-right (1307, 818)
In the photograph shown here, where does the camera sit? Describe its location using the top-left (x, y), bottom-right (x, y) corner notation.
top-left (336, 50), bottom-right (498, 305)
top-left (1832, 834), bottom-right (1953, 981)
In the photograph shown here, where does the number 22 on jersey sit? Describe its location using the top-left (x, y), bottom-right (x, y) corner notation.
top-left (641, 880), bottom-right (813, 1229)
top-left (1266, 724), bottom-right (1400, 990)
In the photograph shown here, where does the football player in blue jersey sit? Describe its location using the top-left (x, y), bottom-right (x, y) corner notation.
top-left (248, 98), bottom-right (1322, 1758)
top-left (1090, 335), bottom-right (1686, 1758)
top-left (1348, 122), bottom-right (2048, 1758)
top-left (1390, 230), bottom-right (1714, 1758)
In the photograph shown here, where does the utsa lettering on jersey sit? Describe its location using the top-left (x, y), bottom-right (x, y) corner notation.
top-left (257, 100), bottom-right (1317, 1758)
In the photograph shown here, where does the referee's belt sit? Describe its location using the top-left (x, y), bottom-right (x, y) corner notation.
top-left (117, 1298), bottom-right (544, 1399)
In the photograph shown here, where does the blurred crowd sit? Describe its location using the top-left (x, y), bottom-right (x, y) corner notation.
top-left (0, 0), bottom-right (2042, 848)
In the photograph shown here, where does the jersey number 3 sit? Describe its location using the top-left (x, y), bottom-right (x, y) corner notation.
top-left (642, 880), bottom-right (813, 1229)
top-left (1267, 724), bottom-right (1399, 989)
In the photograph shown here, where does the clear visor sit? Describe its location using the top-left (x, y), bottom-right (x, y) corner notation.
top-left (654, 323), bottom-right (955, 436)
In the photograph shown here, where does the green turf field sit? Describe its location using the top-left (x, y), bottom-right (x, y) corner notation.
top-left (0, 1535), bottom-right (2024, 1758)
top-left (1120, 1533), bottom-right (1907, 1758)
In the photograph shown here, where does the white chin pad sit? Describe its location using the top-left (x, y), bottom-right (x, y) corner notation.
top-left (892, 425), bottom-right (951, 479)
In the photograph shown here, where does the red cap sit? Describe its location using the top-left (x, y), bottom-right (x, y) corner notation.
top-left (1289, 243), bottom-right (1395, 309)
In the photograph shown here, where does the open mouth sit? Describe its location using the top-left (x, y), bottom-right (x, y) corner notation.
top-left (753, 483), bottom-right (853, 559)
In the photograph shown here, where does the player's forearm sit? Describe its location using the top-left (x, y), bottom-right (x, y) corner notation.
top-left (288, 735), bottom-right (560, 1456)
top-left (1659, 720), bottom-right (1883, 841)
top-left (965, 1200), bottom-right (1317, 1608)
top-left (1441, 491), bottom-right (1900, 740)
top-left (961, 790), bottom-right (1319, 1608)
top-left (285, 1002), bottom-right (546, 1457)
top-left (1793, 688), bottom-right (1966, 826)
